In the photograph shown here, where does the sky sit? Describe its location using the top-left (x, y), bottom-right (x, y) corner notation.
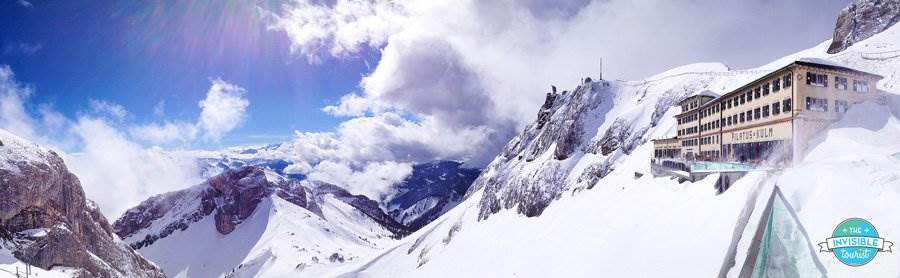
top-left (0, 0), bottom-right (855, 218)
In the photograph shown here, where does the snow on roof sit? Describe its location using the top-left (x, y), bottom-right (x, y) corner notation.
top-left (696, 89), bottom-right (720, 98)
top-left (796, 57), bottom-right (883, 78)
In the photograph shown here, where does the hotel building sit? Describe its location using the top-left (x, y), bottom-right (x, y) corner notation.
top-left (653, 59), bottom-right (883, 168)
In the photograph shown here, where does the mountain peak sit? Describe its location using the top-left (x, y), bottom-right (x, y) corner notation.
top-left (827, 0), bottom-right (900, 53)
top-left (0, 128), bottom-right (165, 278)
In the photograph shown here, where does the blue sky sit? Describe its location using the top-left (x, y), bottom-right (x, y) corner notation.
top-left (1, 0), bottom-right (379, 147)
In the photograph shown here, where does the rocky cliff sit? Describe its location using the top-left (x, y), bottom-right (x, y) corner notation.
top-left (0, 129), bottom-right (164, 278)
top-left (827, 0), bottom-right (900, 53)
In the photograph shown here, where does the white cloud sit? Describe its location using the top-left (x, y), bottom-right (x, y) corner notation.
top-left (0, 66), bottom-right (37, 140)
top-left (307, 160), bottom-right (412, 200)
top-left (16, 0), bottom-right (32, 8)
top-left (3, 42), bottom-right (42, 56)
top-left (129, 121), bottom-right (199, 145)
top-left (198, 78), bottom-right (250, 141)
top-left (128, 79), bottom-right (249, 145)
top-left (67, 117), bottom-right (203, 218)
top-left (0, 65), bottom-right (206, 218)
top-left (265, 0), bottom-right (408, 62)
top-left (266, 0), bottom-right (850, 172)
top-left (89, 99), bottom-right (128, 120)
top-left (153, 100), bottom-right (166, 117)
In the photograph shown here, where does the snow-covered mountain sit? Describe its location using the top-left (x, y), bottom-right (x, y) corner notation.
top-left (0, 129), bottom-right (165, 278)
top-left (332, 3), bottom-right (900, 277)
top-left (383, 161), bottom-right (480, 230)
top-left (189, 145), bottom-right (481, 230)
top-left (112, 166), bottom-right (410, 277)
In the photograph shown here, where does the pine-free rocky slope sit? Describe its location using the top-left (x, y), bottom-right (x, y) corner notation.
top-left (0, 129), bottom-right (165, 278)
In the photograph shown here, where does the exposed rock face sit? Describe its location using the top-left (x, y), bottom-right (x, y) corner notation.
top-left (383, 161), bottom-right (480, 230)
top-left (471, 81), bottom-right (611, 220)
top-left (114, 166), bottom-right (320, 249)
top-left (0, 129), bottom-right (165, 278)
top-left (827, 0), bottom-right (900, 53)
top-left (467, 67), bottom-right (720, 220)
top-left (114, 166), bottom-right (410, 251)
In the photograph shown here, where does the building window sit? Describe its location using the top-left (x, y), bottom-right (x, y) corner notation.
top-left (853, 80), bottom-right (870, 92)
top-left (784, 74), bottom-right (792, 87)
top-left (835, 76), bottom-right (848, 90)
top-left (807, 72), bottom-right (828, 87)
top-left (762, 105), bottom-right (770, 117)
top-left (746, 110), bottom-right (753, 121)
top-left (749, 90), bottom-right (755, 101)
top-left (754, 107), bottom-right (761, 119)
top-left (773, 79), bottom-right (781, 92)
top-left (732, 115), bottom-right (737, 125)
top-left (762, 84), bottom-right (769, 96)
top-left (806, 97), bottom-right (828, 112)
top-left (772, 102), bottom-right (780, 115)
top-left (726, 117), bottom-right (731, 126)
top-left (739, 113), bottom-right (745, 123)
top-left (740, 95), bottom-right (745, 104)
top-left (783, 98), bottom-right (792, 112)
top-left (836, 100), bottom-right (850, 113)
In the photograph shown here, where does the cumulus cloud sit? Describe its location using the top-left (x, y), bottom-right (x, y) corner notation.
top-left (129, 78), bottom-right (249, 144)
top-left (266, 0), bottom-right (849, 170)
top-left (265, 0), bottom-right (408, 62)
top-left (198, 78), bottom-right (250, 141)
top-left (67, 118), bottom-right (203, 218)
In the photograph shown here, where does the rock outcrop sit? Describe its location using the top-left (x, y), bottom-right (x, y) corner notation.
top-left (114, 166), bottom-right (320, 249)
top-left (114, 166), bottom-right (411, 251)
top-left (0, 129), bottom-right (165, 278)
top-left (827, 0), bottom-right (900, 53)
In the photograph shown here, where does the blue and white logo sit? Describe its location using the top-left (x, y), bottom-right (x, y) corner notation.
top-left (819, 218), bottom-right (893, 266)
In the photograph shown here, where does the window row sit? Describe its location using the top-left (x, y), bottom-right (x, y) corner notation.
top-left (722, 99), bottom-right (792, 127)
top-left (700, 135), bottom-right (719, 145)
top-left (700, 119), bottom-right (720, 132)
top-left (681, 138), bottom-right (697, 147)
top-left (678, 126), bottom-right (698, 136)
top-left (677, 113), bottom-right (698, 124)
top-left (806, 72), bottom-right (870, 92)
top-left (722, 73), bottom-right (791, 111)
top-left (805, 97), bottom-right (854, 113)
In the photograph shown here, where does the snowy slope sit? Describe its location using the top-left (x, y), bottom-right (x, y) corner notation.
top-left (114, 167), bottom-right (409, 278)
top-left (0, 249), bottom-right (76, 278)
top-left (335, 16), bottom-right (900, 278)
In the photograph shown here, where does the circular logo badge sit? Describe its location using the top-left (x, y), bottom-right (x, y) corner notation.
top-left (825, 218), bottom-right (884, 266)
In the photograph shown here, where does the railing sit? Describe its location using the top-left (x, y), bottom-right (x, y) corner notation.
top-left (653, 158), bottom-right (772, 173)
top-left (860, 49), bottom-right (900, 60)
top-left (690, 161), bottom-right (765, 173)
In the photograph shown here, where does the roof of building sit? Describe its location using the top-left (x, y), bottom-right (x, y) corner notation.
top-left (795, 58), bottom-right (883, 79)
top-left (676, 59), bottom-right (883, 116)
top-left (676, 90), bottom-right (719, 106)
